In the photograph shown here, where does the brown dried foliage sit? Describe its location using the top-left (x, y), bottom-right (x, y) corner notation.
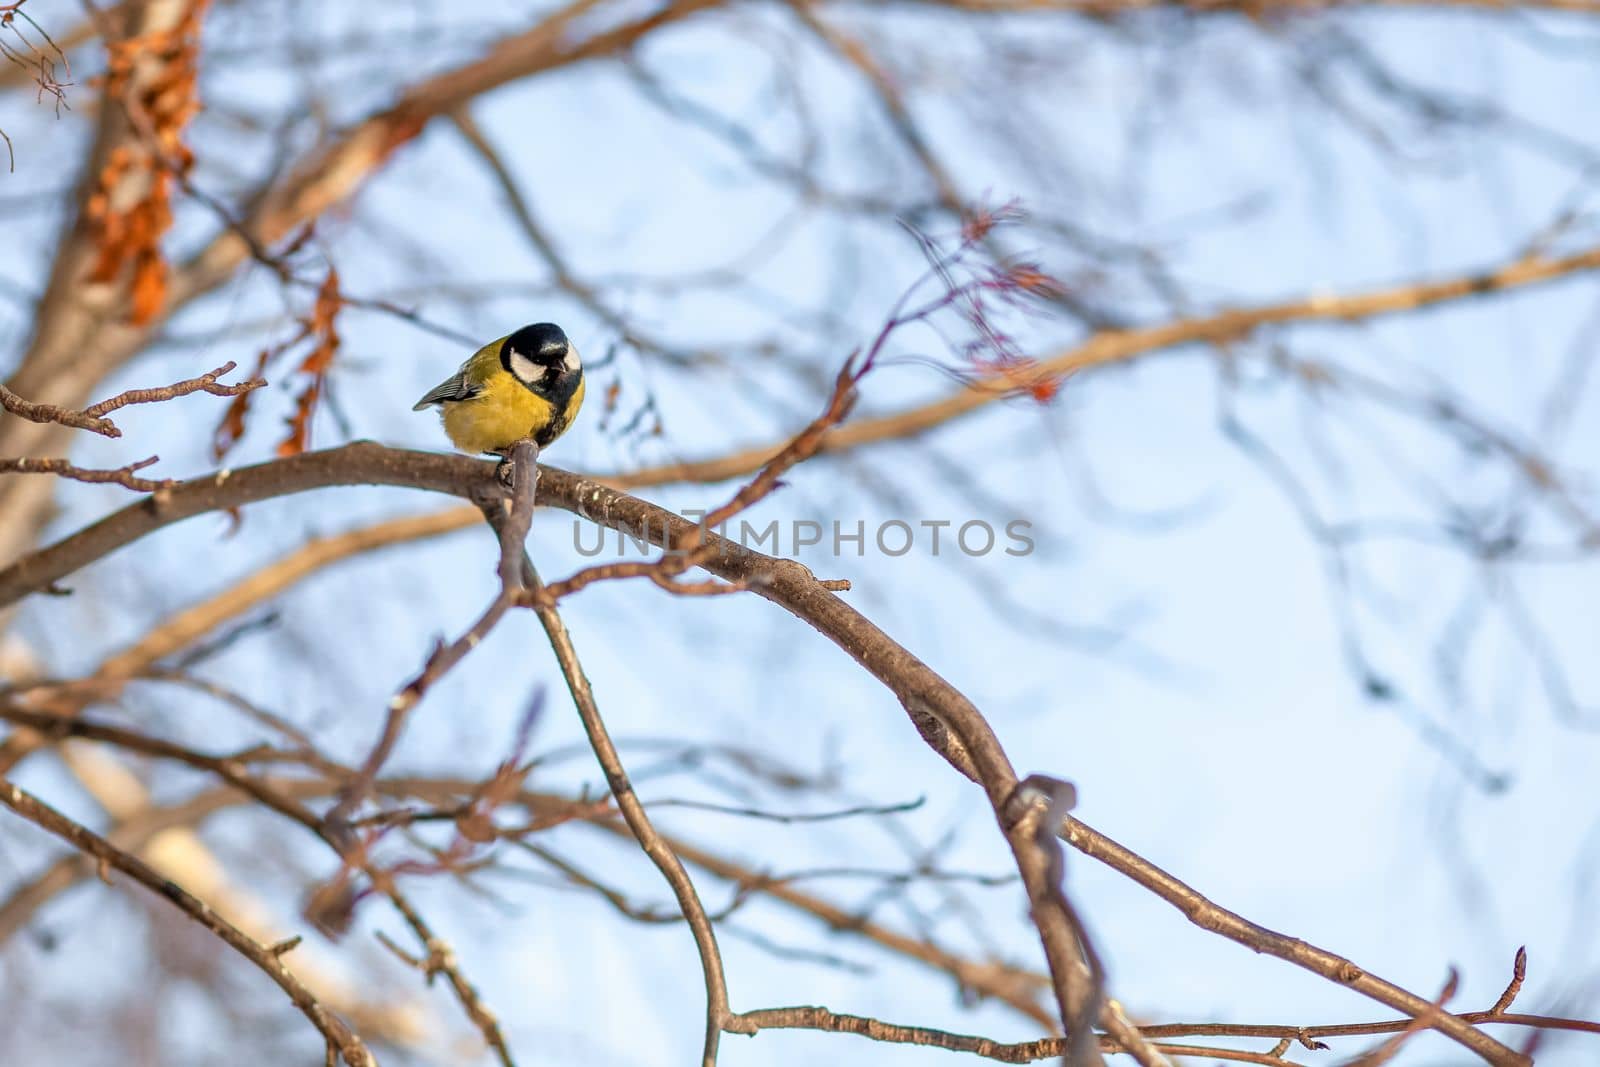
top-left (212, 267), bottom-right (344, 461)
top-left (278, 268), bottom-right (344, 457)
top-left (83, 0), bottom-right (210, 325)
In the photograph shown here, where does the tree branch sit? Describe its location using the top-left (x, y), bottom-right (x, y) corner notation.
top-left (0, 777), bottom-right (375, 1066)
top-left (0, 454), bottom-right (172, 491)
top-left (329, 441), bottom-right (540, 824)
top-left (0, 361), bottom-right (259, 437)
top-left (525, 571), bottom-right (735, 1066)
top-left (730, 1005), bottom-right (1316, 1067)
top-left (0, 442), bottom-right (1534, 1064)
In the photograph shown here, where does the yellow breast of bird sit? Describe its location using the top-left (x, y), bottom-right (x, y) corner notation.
top-left (442, 371), bottom-right (556, 455)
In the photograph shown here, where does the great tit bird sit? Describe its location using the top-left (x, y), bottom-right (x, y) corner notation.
top-left (413, 323), bottom-right (585, 455)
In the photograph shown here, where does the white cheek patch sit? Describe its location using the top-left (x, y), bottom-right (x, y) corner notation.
top-left (562, 344), bottom-right (580, 372)
top-left (509, 349), bottom-right (540, 383)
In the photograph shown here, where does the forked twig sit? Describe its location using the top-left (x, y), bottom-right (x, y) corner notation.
top-left (0, 362), bottom-right (262, 439)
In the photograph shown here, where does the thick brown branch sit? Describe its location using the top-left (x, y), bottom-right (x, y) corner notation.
top-left (0, 443), bottom-right (1534, 1065)
top-left (45, 227), bottom-right (1600, 616)
top-left (0, 443), bottom-right (474, 605)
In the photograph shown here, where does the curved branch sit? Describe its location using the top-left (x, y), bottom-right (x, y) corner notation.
top-left (522, 560), bottom-right (735, 1067)
top-left (0, 443), bottom-right (1109, 1056)
top-left (42, 226), bottom-right (1600, 628)
top-left (96, 508), bottom-right (476, 678)
top-left (0, 442), bottom-right (1530, 1064)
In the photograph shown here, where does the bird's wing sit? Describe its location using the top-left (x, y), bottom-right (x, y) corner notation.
top-left (411, 369), bottom-right (479, 411)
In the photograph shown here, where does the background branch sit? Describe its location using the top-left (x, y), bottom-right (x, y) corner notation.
top-left (0, 778), bottom-right (375, 1067)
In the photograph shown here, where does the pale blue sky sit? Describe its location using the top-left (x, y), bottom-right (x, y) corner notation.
top-left (2, 3), bottom-right (1599, 1064)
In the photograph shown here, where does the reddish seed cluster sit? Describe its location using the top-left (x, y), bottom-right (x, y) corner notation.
top-left (945, 208), bottom-right (1068, 405)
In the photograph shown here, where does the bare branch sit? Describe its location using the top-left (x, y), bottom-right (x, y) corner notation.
top-left (1055, 815), bottom-right (1525, 1065)
top-left (97, 509), bottom-right (474, 677)
top-left (1339, 971), bottom-right (1459, 1067)
top-left (731, 1006), bottom-right (1319, 1067)
top-left (0, 454), bottom-right (172, 491)
top-left (329, 440), bottom-right (541, 824)
top-left (0, 702), bottom-right (510, 1064)
top-left (84, 360), bottom-right (263, 421)
top-left (0, 445), bottom-right (1548, 1066)
top-left (0, 778), bottom-right (375, 1067)
top-left (618, 237), bottom-right (1600, 491)
top-left (0, 361), bottom-right (262, 438)
top-left (363, 880), bottom-right (517, 1067)
top-left (730, 1005), bottom-right (1071, 1063)
top-left (521, 553), bottom-right (734, 1067)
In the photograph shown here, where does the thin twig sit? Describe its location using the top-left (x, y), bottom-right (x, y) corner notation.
top-left (1338, 970), bottom-right (1458, 1067)
top-left (0, 361), bottom-right (260, 438)
top-left (517, 549), bottom-right (734, 1067)
top-left (0, 455), bottom-right (173, 491)
top-left (364, 877), bottom-right (517, 1067)
top-left (1492, 947), bottom-right (1528, 1015)
top-left (329, 441), bottom-right (540, 824)
top-left (730, 1005), bottom-right (1312, 1067)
